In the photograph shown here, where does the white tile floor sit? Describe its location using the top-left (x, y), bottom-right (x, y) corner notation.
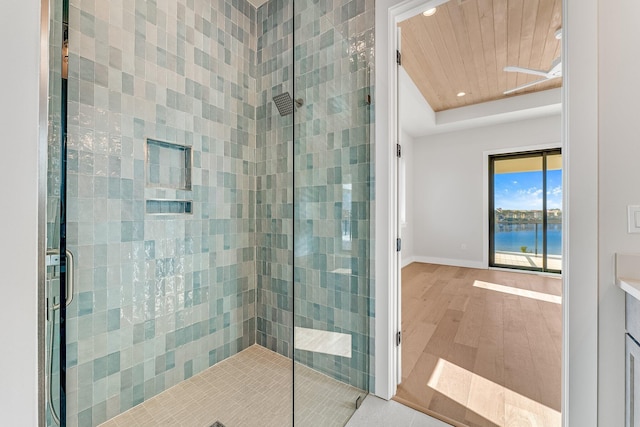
top-left (346, 396), bottom-right (451, 427)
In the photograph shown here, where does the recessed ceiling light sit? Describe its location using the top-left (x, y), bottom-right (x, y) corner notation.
top-left (423, 7), bottom-right (437, 17)
top-left (555, 28), bottom-right (562, 40)
top-left (457, 92), bottom-right (466, 97)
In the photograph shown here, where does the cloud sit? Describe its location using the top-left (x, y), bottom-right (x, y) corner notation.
top-left (548, 186), bottom-right (562, 196)
top-left (494, 171), bottom-right (563, 210)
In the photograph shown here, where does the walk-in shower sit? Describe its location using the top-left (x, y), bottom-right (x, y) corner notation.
top-left (43, 0), bottom-right (374, 426)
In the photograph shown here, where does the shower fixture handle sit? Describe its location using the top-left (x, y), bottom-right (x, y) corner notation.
top-left (46, 248), bottom-right (74, 310)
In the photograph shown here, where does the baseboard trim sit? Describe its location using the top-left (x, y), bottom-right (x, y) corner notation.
top-left (401, 256), bottom-right (417, 268)
top-left (405, 256), bottom-right (485, 270)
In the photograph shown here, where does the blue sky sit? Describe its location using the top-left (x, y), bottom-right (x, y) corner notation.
top-left (494, 170), bottom-right (562, 210)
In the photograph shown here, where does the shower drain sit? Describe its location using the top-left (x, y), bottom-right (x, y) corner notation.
top-left (209, 422), bottom-right (226, 427)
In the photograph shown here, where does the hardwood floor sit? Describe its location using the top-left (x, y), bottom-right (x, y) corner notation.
top-left (395, 263), bottom-right (562, 427)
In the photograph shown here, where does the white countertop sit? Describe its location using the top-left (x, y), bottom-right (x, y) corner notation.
top-left (617, 277), bottom-right (640, 301)
top-left (616, 253), bottom-right (640, 301)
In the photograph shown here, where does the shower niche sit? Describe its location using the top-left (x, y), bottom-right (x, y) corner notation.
top-left (145, 138), bottom-right (193, 215)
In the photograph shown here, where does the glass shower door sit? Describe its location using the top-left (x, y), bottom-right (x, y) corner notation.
top-left (292, 1), bottom-right (374, 425)
top-left (45, 0), bottom-right (67, 424)
top-left (48, 0), bottom-right (277, 425)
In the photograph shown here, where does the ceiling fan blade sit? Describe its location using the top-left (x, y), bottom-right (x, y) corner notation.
top-left (504, 66), bottom-right (549, 78)
top-left (548, 58), bottom-right (562, 77)
top-left (503, 77), bottom-right (558, 95)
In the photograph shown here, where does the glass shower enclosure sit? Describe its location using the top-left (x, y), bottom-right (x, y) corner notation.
top-left (44, 0), bottom-right (374, 426)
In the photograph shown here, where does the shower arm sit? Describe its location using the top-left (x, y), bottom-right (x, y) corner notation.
top-left (46, 248), bottom-right (74, 310)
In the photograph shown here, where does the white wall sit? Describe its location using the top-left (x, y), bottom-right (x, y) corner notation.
top-left (0, 0), bottom-right (42, 425)
top-left (409, 115), bottom-right (561, 268)
top-left (400, 131), bottom-right (415, 266)
top-left (597, 0), bottom-right (640, 423)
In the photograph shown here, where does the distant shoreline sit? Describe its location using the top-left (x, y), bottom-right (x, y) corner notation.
top-left (495, 223), bottom-right (562, 255)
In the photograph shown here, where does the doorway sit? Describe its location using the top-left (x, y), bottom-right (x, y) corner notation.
top-left (389, 0), bottom-right (564, 425)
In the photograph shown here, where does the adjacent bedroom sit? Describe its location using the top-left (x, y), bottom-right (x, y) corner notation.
top-left (393, 1), bottom-right (563, 426)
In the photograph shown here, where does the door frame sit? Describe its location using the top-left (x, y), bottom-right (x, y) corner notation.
top-left (375, 1), bottom-right (599, 427)
top-left (38, 0), bottom-right (51, 425)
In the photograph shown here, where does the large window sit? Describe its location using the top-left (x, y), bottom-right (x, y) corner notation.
top-left (489, 149), bottom-right (562, 273)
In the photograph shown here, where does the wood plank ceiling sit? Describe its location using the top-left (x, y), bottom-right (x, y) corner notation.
top-left (399, 0), bottom-right (562, 112)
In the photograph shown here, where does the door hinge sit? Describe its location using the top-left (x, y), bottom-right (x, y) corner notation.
top-left (396, 50), bottom-right (402, 66)
top-left (396, 238), bottom-right (402, 252)
top-left (62, 27), bottom-right (69, 80)
top-left (396, 143), bottom-right (402, 158)
top-left (396, 331), bottom-right (402, 346)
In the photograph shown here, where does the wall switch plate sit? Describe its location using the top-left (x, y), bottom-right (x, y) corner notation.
top-left (628, 205), bottom-right (640, 233)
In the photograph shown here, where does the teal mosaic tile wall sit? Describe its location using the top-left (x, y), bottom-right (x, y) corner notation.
top-left (256, 0), bottom-right (375, 391)
top-left (62, 0), bottom-right (258, 425)
top-left (255, 0), bottom-right (295, 358)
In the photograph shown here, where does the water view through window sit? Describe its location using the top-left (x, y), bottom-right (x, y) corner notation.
top-left (490, 151), bottom-right (562, 272)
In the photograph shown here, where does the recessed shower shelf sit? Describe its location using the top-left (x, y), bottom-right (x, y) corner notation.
top-left (146, 138), bottom-right (192, 190)
top-left (145, 138), bottom-right (194, 216)
top-left (146, 199), bottom-right (193, 215)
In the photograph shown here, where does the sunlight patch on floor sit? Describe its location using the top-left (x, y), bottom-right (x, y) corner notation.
top-left (473, 280), bottom-right (562, 304)
top-left (427, 358), bottom-right (561, 427)
top-left (294, 327), bottom-right (352, 358)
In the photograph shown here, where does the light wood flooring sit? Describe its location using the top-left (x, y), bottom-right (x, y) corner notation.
top-left (395, 263), bottom-right (562, 427)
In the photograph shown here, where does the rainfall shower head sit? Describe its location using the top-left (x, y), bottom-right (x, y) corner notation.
top-left (272, 92), bottom-right (303, 116)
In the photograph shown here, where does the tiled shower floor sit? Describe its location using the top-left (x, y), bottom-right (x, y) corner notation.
top-left (99, 345), bottom-right (365, 427)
